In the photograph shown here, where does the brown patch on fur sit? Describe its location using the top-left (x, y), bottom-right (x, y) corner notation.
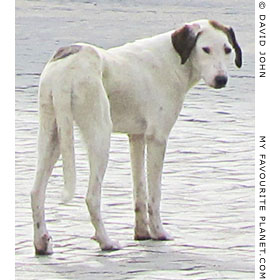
top-left (171, 25), bottom-right (201, 64)
top-left (51, 45), bottom-right (82, 62)
top-left (209, 20), bottom-right (228, 34)
top-left (209, 20), bottom-right (242, 68)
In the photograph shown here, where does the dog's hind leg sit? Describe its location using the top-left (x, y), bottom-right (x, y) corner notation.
top-left (31, 85), bottom-right (60, 255)
top-left (128, 134), bottom-right (151, 240)
top-left (73, 79), bottom-right (121, 251)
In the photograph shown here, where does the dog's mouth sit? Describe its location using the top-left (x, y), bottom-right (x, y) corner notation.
top-left (213, 84), bottom-right (226, 89)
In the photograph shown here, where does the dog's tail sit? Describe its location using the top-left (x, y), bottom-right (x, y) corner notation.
top-left (53, 88), bottom-right (76, 203)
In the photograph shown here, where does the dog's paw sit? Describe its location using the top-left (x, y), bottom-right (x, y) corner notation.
top-left (151, 230), bottom-right (174, 241)
top-left (100, 240), bottom-right (122, 251)
top-left (134, 228), bottom-right (152, 240)
top-left (134, 234), bottom-right (152, 241)
top-left (34, 233), bottom-right (53, 255)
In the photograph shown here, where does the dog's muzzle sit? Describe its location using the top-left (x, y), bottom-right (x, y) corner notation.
top-left (214, 75), bottom-right (228, 89)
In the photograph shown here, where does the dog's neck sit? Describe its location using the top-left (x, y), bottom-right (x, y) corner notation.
top-left (152, 31), bottom-right (202, 90)
top-left (109, 30), bottom-right (202, 93)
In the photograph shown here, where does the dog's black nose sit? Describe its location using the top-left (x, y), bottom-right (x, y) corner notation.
top-left (215, 76), bottom-right (228, 88)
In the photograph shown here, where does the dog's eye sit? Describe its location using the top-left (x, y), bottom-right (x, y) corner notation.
top-left (202, 47), bottom-right (210, 54)
top-left (225, 47), bottom-right (232, 54)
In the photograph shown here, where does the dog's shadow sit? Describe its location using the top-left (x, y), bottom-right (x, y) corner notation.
top-left (35, 239), bottom-right (248, 279)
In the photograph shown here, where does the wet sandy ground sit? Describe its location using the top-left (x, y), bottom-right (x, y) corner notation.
top-left (16, 0), bottom-right (255, 279)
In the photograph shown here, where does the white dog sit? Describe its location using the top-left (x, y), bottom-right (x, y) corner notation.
top-left (31, 19), bottom-right (242, 254)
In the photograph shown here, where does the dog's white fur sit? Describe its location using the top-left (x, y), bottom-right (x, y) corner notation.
top-left (31, 19), bottom-right (242, 254)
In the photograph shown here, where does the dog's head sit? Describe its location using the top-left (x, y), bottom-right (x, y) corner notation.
top-left (171, 20), bottom-right (242, 89)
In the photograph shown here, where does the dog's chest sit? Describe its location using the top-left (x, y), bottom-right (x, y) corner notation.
top-left (103, 73), bottom-right (184, 135)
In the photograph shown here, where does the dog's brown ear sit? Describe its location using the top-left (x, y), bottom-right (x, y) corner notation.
top-left (171, 24), bottom-right (201, 64)
top-left (209, 20), bottom-right (242, 68)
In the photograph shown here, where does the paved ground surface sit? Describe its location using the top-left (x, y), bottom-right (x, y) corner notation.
top-left (16, 0), bottom-right (255, 279)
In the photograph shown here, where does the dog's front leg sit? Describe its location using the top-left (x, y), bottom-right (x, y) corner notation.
top-left (129, 134), bottom-right (151, 240)
top-left (147, 136), bottom-right (173, 240)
